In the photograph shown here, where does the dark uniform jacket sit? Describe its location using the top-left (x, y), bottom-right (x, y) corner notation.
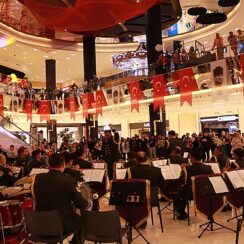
top-left (101, 132), bottom-right (121, 163)
top-left (180, 163), bottom-right (213, 196)
top-left (128, 164), bottom-right (165, 204)
top-left (33, 170), bottom-right (88, 232)
top-left (64, 167), bottom-right (84, 183)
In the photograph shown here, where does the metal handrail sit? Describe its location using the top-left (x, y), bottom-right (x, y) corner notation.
top-left (0, 114), bottom-right (39, 145)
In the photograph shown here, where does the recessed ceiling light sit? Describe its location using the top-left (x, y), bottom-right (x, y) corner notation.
top-left (23, 52), bottom-right (28, 55)
top-left (33, 48), bottom-right (38, 51)
top-left (44, 55), bottom-right (49, 58)
top-left (29, 63), bottom-right (32, 65)
top-left (71, 53), bottom-right (76, 56)
top-left (3, 48), bottom-right (7, 50)
top-left (24, 57), bottom-right (27, 59)
top-left (51, 51), bottom-right (56, 54)
top-left (66, 57), bottom-right (71, 60)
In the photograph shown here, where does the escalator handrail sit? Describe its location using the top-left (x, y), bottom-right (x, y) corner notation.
top-left (0, 114), bottom-right (39, 145)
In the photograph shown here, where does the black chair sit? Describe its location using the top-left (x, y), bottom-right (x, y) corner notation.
top-left (80, 209), bottom-right (130, 244)
top-left (24, 210), bottom-right (77, 244)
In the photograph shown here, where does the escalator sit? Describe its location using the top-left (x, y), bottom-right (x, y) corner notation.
top-left (0, 115), bottom-right (39, 150)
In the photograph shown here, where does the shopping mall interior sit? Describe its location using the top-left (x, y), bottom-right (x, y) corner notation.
top-left (0, 0), bottom-right (244, 243)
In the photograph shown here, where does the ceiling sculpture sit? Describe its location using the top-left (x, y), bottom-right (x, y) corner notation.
top-left (18, 0), bottom-right (165, 33)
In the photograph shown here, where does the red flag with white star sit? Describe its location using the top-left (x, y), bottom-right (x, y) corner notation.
top-left (95, 90), bottom-right (107, 116)
top-left (179, 68), bottom-right (199, 106)
top-left (23, 99), bottom-right (33, 122)
top-left (129, 80), bottom-right (140, 112)
top-left (0, 94), bottom-right (3, 116)
top-left (81, 93), bottom-right (95, 118)
top-left (65, 96), bottom-right (78, 120)
top-left (241, 54), bottom-right (244, 97)
top-left (152, 74), bottom-right (169, 111)
top-left (38, 100), bottom-right (51, 122)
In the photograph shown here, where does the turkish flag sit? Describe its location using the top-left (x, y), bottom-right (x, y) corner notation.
top-left (65, 96), bottom-right (78, 120)
top-left (23, 99), bottom-right (33, 121)
top-left (38, 100), bottom-right (51, 122)
top-left (0, 94), bottom-right (3, 116)
top-left (241, 54), bottom-right (244, 96)
top-left (153, 74), bottom-right (169, 111)
top-left (81, 93), bottom-right (95, 118)
top-left (95, 90), bottom-right (107, 116)
top-left (129, 80), bottom-right (140, 112)
top-left (179, 68), bottom-right (199, 106)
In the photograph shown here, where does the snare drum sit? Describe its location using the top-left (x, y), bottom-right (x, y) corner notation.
top-left (0, 200), bottom-right (23, 228)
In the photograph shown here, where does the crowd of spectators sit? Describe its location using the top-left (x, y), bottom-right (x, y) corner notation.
top-left (0, 128), bottom-right (243, 187)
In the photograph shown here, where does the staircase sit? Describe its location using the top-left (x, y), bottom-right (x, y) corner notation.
top-left (0, 115), bottom-right (39, 150)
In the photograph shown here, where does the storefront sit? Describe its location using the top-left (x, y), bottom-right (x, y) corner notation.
top-left (130, 122), bottom-right (150, 137)
top-left (200, 115), bottom-right (239, 135)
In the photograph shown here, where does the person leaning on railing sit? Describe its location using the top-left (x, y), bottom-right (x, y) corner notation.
top-left (212, 33), bottom-right (224, 60)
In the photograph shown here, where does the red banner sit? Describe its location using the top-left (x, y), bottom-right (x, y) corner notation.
top-left (241, 54), bottom-right (244, 96)
top-left (0, 94), bottom-right (3, 116)
top-left (95, 90), bottom-right (107, 116)
top-left (23, 99), bottom-right (33, 121)
top-left (65, 96), bottom-right (78, 120)
top-left (152, 74), bottom-right (169, 111)
top-left (179, 68), bottom-right (199, 106)
top-left (81, 93), bottom-right (95, 118)
top-left (38, 100), bottom-right (51, 122)
top-left (129, 80), bottom-right (140, 112)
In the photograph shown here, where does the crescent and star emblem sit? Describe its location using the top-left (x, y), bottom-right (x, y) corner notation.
top-left (132, 87), bottom-right (138, 101)
top-left (42, 104), bottom-right (48, 113)
top-left (182, 75), bottom-right (190, 88)
top-left (154, 81), bottom-right (162, 93)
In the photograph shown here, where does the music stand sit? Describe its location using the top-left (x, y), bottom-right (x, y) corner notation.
top-left (193, 174), bottom-right (236, 238)
top-left (109, 179), bottom-right (150, 244)
top-left (225, 170), bottom-right (244, 223)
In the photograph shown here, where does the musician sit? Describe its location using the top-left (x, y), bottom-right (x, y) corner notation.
top-left (167, 130), bottom-right (183, 158)
top-left (210, 146), bottom-right (230, 172)
top-left (73, 148), bottom-right (93, 169)
top-left (63, 151), bottom-right (84, 183)
top-left (233, 148), bottom-right (244, 168)
top-left (169, 147), bottom-right (189, 165)
top-left (127, 151), bottom-right (166, 205)
top-left (174, 149), bottom-right (213, 220)
top-left (101, 125), bottom-right (121, 179)
top-left (14, 147), bottom-right (30, 176)
top-left (28, 149), bottom-right (46, 172)
top-left (6, 145), bottom-right (17, 164)
top-left (0, 154), bottom-right (16, 186)
top-left (33, 153), bottom-right (90, 244)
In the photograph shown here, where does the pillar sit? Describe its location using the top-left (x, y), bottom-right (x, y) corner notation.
top-left (83, 36), bottom-right (96, 82)
top-left (145, 4), bottom-right (162, 76)
top-left (83, 36), bottom-right (98, 139)
top-left (45, 59), bottom-right (56, 99)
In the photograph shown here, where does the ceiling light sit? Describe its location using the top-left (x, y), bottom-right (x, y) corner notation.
top-left (24, 57), bottom-right (27, 59)
top-left (3, 48), bottom-right (7, 50)
top-left (23, 52), bottom-right (28, 55)
top-left (33, 48), bottom-right (38, 51)
top-left (29, 63), bottom-right (32, 65)
top-left (44, 55), bottom-right (49, 58)
top-left (66, 57), bottom-right (71, 60)
top-left (71, 53), bottom-right (76, 56)
top-left (51, 51), bottom-right (56, 54)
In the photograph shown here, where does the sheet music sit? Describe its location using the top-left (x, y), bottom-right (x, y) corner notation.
top-left (227, 171), bottom-right (244, 189)
top-left (116, 169), bottom-right (127, 179)
top-left (82, 169), bottom-right (105, 182)
top-left (209, 176), bottom-right (229, 194)
top-left (30, 168), bottom-right (49, 176)
top-left (169, 164), bottom-right (182, 179)
top-left (237, 170), bottom-right (244, 184)
top-left (204, 163), bottom-right (221, 174)
top-left (93, 162), bottom-right (105, 169)
top-left (152, 160), bottom-right (167, 168)
top-left (183, 152), bottom-right (188, 158)
top-left (161, 166), bottom-right (175, 180)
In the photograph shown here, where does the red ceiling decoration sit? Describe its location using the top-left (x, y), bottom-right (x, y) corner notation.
top-left (19, 0), bottom-right (164, 33)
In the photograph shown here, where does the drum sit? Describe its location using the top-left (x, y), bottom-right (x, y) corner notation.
top-left (0, 200), bottom-right (23, 228)
top-left (78, 183), bottom-right (93, 210)
top-left (21, 198), bottom-right (34, 211)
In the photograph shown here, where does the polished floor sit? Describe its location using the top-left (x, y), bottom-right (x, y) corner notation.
top-left (99, 193), bottom-right (244, 244)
